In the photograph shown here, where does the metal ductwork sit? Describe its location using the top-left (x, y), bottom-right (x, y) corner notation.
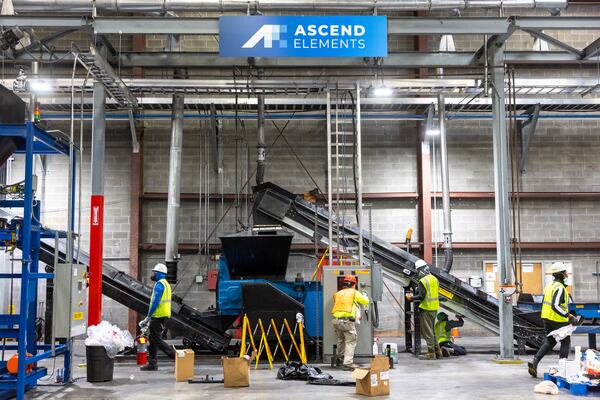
top-left (256, 93), bottom-right (265, 186)
top-left (438, 93), bottom-right (453, 273)
top-left (11, 0), bottom-right (567, 13)
top-left (165, 92), bottom-right (184, 284)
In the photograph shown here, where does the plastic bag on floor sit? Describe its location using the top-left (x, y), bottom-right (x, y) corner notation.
top-left (276, 361), bottom-right (355, 386)
top-left (533, 381), bottom-right (559, 395)
top-left (84, 320), bottom-right (134, 358)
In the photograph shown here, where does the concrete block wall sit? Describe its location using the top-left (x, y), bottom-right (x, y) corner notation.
top-left (7, 112), bottom-right (600, 336)
top-left (4, 4), bottom-right (600, 338)
top-left (6, 122), bottom-right (132, 328)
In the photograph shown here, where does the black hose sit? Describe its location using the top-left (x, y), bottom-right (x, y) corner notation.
top-left (372, 301), bottom-right (379, 329)
top-left (443, 248), bottom-right (454, 273)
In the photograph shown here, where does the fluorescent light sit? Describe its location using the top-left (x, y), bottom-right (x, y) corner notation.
top-left (28, 79), bottom-right (53, 93)
top-left (426, 127), bottom-right (440, 136)
top-left (372, 86), bottom-right (393, 97)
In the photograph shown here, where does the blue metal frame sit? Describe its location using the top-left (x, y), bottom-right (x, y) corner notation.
top-left (0, 123), bottom-right (75, 400)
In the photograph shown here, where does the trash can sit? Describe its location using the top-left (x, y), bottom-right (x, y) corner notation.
top-left (86, 345), bottom-right (114, 382)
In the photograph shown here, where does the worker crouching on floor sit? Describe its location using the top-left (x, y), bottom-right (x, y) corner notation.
top-left (139, 263), bottom-right (172, 371)
top-left (332, 274), bottom-right (370, 371)
top-left (434, 312), bottom-right (467, 356)
top-left (528, 262), bottom-right (576, 378)
top-left (406, 260), bottom-right (441, 360)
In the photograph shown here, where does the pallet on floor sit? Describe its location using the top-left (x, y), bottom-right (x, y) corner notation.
top-left (544, 373), bottom-right (600, 396)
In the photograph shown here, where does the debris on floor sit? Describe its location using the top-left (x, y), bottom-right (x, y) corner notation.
top-left (276, 361), bottom-right (355, 386)
top-left (533, 380), bottom-right (559, 395)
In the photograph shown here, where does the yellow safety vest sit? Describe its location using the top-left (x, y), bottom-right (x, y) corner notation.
top-left (419, 274), bottom-right (440, 311)
top-left (151, 278), bottom-right (172, 318)
top-left (541, 281), bottom-right (569, 323)
top-left (332, 288), bottom-right (356, 318)
top-left (331, 288), bottom-right (369, 319)
top-left (434, 320), bottom-right (450, 344)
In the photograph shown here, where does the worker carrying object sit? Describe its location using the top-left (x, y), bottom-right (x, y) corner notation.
top-left (528, 262), bottom-right (576, 378)
top-left (331, 274), bottom-right (369, 371)
top-left (406, 260), bottom-right (441, 360)
top-left (139, 263), bottom-right (172, 371)
top-left (434, 312), bottom-right (467, 357)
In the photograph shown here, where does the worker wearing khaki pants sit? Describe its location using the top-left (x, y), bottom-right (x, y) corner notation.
top-left (331, 275), bottom-right (370, 371)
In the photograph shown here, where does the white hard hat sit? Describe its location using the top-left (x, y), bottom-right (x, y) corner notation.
top-left (549, 262), bottom-right (567, 274)
top-left (415, 260), bottom-right (428, 269)
top-left (152, 263), bottom-right (168, 274)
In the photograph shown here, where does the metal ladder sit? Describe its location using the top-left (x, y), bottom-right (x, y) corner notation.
top-left (326, 83), bottom-right (364, 268)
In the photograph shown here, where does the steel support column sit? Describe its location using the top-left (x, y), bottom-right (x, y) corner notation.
top-left (88, 82), bottom-right (106, 327)
top-left (128, 128), bottom-right (143, 332)
top-left (489, 45), bottom-right (514, 359)
top-left (128, 32), bottom-right (144, 334)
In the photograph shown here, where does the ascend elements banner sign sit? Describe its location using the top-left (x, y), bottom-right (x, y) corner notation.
top-left (219, 16), bottom-right (388, 58)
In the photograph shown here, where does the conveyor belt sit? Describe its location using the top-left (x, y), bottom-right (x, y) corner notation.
top-left (253, 182), bottom-right (546, 348)
top-left (35, 239), bottom-right (232, 354)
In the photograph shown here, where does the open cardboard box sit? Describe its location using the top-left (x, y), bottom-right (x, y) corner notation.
top-left (221, 351), bottom-right (256, 388)
top-left (351, 355), bottom-right (391, 397)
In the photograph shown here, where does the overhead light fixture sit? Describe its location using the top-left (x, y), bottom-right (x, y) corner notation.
top-left (426, 127), bottom-right (440, 136)
top-left (28, 79), bottom-right (53, 93)
top-left (372, 86), bottom-right (393, 97)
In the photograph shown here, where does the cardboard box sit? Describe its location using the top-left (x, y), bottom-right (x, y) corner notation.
top-left (174, 349), bottom-right (195, 382)
top-left (222, 356), bottom-right (251, 387)
top-left (351, 356), bottom-right (391, 397)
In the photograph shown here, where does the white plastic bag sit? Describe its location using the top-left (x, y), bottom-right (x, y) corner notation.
top-left (85, 320), bottom-right (134, 358)
top-left (533, 381), bottom-right (559, 395)
top-left (548, 324), bottom-right (576, 342)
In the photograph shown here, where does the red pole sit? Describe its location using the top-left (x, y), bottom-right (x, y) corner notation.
top-left (88, 195), bottom-right (104, 326)
top-left (88, 81), bottom-right (106, 327)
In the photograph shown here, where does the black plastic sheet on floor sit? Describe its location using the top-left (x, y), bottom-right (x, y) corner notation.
top-left (276, 361), bottom-right (356, 386)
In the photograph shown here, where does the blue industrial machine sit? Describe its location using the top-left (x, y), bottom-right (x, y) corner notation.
top-left (217, 228), bottom-right (323, 340)
top-left (0, 123), bottom-right (76, 400)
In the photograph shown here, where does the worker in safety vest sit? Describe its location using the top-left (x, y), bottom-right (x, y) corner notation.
top-left (528, 262), bottom-right (576, 378)
top-left (331, 274), bottom-right (370, 371)
top-left (434, 312), bottom-right (467, 357)
top-left (139, 263), bottom-right (172, 371)
top-left (406, 260), bottom-right (441, 360)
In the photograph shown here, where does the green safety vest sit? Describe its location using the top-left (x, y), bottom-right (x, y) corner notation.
top-left (541, 281), bottom-right (569, 323)
top-left (151, 278), bottom-right (172, 318)
top-left (419, 274), bottom-right (440, 311)
top-left (434, 319), bottom-right (450, 344)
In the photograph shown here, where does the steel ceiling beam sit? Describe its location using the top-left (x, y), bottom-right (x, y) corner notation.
top-left (522, 29), bottom-right (584, 57)
top-left (582, 36), bottom-right (600, 60)
top-left (1, 15), bottom-right (600, 34)
top-left (513, 16), bottom-right (600, 30)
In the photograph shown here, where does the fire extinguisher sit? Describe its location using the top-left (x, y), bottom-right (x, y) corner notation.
top-left (136, 326), bottom-right (149, 366)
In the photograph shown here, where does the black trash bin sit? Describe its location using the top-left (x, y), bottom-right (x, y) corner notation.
top-left (86, 345), bottom-right (114, 382)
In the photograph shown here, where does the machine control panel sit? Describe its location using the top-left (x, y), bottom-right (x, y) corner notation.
top-left (54, 263), bottom-right (87, 338)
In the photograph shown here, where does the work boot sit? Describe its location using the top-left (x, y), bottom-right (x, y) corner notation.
top-left (441, 348), bottom-right (451, 358)
top-left (527, 357), bottom-right (540, 378)
top-left (419, 352), bottom-right (437, 360)
top-left (435, 349), bottom-right (443, 359)
top-left (140, 363), bottom-right (158, 371)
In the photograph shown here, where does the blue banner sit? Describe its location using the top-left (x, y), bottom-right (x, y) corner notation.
top-left (219, 16), bottom-right (387, 58)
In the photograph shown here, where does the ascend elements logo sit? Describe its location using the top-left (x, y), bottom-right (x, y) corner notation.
top-left (220, 16), bottom-right (387, 58)
top-left (242, 24), bottom-right (288, 49)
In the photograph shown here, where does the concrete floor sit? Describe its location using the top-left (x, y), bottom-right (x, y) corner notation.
top-left (27, 336), bottom-right (591, 399)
